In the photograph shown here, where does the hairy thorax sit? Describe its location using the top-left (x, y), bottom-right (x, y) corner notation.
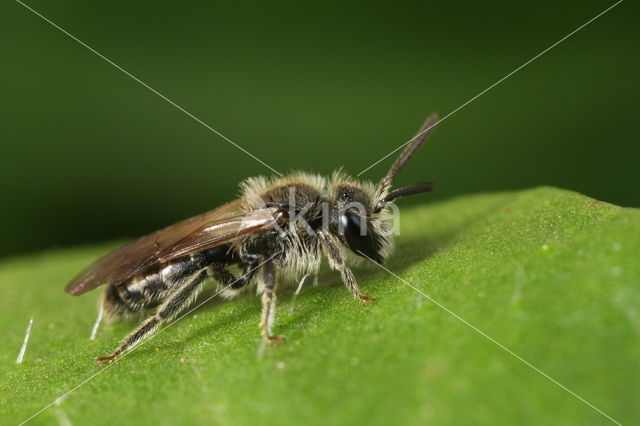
top-left (239, 174), bottom-right (329, 279)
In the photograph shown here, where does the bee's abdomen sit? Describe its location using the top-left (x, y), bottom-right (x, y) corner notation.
top-left (102, 247), bottom-right (234, 321)
top-left (103, 262), bottom-right (193, 320)
top-left (103, 285), bottom-right (139, 319)
top-left (102, 272), bottom-right (165, 320)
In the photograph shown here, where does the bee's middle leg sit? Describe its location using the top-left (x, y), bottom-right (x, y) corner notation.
top-left (210, 261), bottom-right (259, 300)
top-left (259, 260), bottom-right (283, 342)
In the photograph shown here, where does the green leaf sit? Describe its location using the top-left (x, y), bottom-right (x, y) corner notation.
top-left (1, 187), bottom-right (638, 425)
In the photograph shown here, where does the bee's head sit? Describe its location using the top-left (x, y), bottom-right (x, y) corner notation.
top-left (328, 182), bottom-right (388, 263)
top-left (328, 113), bottom-right (439, 263)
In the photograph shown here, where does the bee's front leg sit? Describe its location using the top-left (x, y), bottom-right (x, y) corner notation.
top-left (259, 260), bottom-right (284, 342)
top-left (317, 230), bottom-right (372, 303)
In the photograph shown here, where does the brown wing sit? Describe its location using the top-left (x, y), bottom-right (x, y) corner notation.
top-left (66, 199), bottom-right (281, 295)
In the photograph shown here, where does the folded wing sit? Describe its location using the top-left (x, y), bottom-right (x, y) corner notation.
top-left (65, 199), bottom-right (282, 295)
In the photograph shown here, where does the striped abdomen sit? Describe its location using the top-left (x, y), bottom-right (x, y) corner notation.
top-left (103, 245), bottom-right (234, 321)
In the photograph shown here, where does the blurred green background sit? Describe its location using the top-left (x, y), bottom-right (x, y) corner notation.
top-left (1, 0), bottom-right (638, 258)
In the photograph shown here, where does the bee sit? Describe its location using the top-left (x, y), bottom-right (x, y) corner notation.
top-left (66, 113), bottom-right (439, 364)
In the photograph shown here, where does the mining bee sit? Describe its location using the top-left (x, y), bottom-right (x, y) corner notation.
top-left (66, 113), bottom-right (439, 364)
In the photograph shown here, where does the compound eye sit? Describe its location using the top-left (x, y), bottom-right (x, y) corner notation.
top-left (340, 213), bottom-right (379, 260)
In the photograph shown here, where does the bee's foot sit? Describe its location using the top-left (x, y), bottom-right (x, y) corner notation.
top-left (267, 335), bottom-right (285, 343)
top-left (95, 354), bottom-right (117, 367)
top-left (357, 293), bottom-right (373, 303)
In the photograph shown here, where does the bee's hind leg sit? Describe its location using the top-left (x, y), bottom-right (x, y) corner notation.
top-left (96, 269), bottom-right (207, 366)
top-left (259, 260), bottom-right (284, 342)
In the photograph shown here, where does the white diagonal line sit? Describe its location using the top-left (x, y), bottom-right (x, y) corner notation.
top-left (358, 251), bottom-right (621, 425)
top-left (15, 0), bottom-right (282, 177)
top-left (89, 303), bottom-right (103, 341)
top-left (16, 317), bottom-right (34, 364)
top-left (18, 252), bottom-right (280, 425)
top-left (357, 0), bottom-right (623, 177)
